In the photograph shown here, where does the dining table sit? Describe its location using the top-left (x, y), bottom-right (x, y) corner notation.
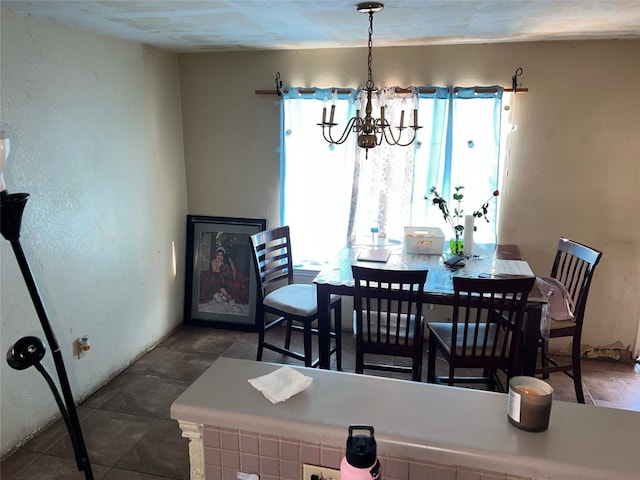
top-left (313, 242), bottom-right (545, 375)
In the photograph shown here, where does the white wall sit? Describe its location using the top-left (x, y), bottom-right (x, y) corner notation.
top-left (0, 9), bottom-right (188, 454)
top-left (179, 41), bottom-right (640, 355)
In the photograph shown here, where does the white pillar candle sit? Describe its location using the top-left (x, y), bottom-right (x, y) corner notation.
top-left (463, 215), bottom-right (474, 255)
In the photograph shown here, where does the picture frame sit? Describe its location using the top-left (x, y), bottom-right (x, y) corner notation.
top-left (184, 215), bottom-right (266, 330)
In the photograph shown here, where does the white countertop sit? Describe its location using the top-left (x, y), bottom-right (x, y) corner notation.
top-left (171, 357), bottom-right (640, 480)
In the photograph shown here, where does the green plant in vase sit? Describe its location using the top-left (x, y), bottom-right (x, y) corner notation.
top-left (428, 186), bottom-right (499, 255)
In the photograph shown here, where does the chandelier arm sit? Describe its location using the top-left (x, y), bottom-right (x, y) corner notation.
top-left (379, 125), bottom-right (419, 147)
top-left (393, 129), bottom-right (419, 147)
top-left (338, 116), bottom-right (361, 143)
top-left (321, 125), bottom-right (348, 145)
top-left (380, 125), bottom-right (401, 145)
top-left (322, 117), bottom-right (359, 145)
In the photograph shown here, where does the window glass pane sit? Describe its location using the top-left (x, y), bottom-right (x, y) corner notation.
top-left (282, 89), bottom-right (506, 266)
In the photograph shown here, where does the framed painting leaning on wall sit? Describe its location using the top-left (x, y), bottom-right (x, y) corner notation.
top-left (184, 215), bottom-right (266, 330)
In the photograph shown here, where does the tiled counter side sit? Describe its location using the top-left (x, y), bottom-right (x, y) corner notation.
top-left (170, 357), bottom-right (640, 480)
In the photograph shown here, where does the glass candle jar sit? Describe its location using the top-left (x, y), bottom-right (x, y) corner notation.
top-left (508, 376), bottom-right (554, 432)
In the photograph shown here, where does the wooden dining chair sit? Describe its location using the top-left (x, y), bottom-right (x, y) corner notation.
top-left (536, 238), bottom-right (602, 403)
top-left (250, 226), bottom-right (342, 368)
top-left (427, 276), bottom-right (536, 392)
top-left (351, 265), bottom-right (429, 381)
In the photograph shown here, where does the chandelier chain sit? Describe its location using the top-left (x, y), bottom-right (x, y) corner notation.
top-left (366, 10), bottom-right (374, 90)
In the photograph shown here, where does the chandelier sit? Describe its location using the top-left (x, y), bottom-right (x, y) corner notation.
top-left (318, 2), bottom-right (421, 156)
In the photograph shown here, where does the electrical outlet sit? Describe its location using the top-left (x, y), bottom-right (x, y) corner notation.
top-left (75, 336), bottom-right (90, 359)
top-left (302, 463), bottom-right (341, 480)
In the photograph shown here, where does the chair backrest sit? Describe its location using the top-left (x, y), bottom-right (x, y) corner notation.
top-left (451, 276), bottom-right (536, 371)
top-left (352, 266), bottom-right (428, 347)
top-left (550, 238), bottom-right (602, 327)
top-left (250, 226), bottom-right (295, 300)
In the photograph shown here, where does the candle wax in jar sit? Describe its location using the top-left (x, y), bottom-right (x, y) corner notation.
top-left (513, 385), bottom-right (545, 396)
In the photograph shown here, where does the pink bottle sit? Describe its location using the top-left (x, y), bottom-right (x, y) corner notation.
top-left (340, 425), bottom-right (381, 480)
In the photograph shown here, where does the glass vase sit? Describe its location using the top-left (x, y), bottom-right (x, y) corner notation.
top-left (449, 238), bottom-right (464, 255)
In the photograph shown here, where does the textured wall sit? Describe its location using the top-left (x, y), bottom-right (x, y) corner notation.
top-left (0, 9), bottom-right (188, 454)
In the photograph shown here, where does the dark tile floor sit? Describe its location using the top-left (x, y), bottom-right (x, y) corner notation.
top-left (2, 325), bottom-right (639, 480)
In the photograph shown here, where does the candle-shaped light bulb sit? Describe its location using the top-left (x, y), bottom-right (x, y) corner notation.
top-left (329, 90), bottom-right (337, 124)
top-left (0, 135), bottom-right (10, 192)
top-left (322, 95), bottom-right (329, 124)
top-left (400, 98), bottom-right (408, 129)
top-left (378, 90), bottom-right (386, 127)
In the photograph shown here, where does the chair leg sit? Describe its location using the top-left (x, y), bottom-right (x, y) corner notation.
top-left (412, 325), bottom-right (424, 382)
top-left (540, 339), bottom-right (550, 379)
top-left (448, 363), bottom-right (456, 386)
top-left (333, 302), bottom-right (342, 371)
top-left (427, 335), bottom-right (437, 383)
top-left (257, 319), bottom-right (265, 361)
top-left (355, 337), bottom-right (364, 375)
top-left (413, 349), bottom-right (422, 382)
top-left (483, 368), bottom-right (495, 390)
top-left (284, 319), bottom-right (293, 349)
top-left (303, 322), bottom-right (313, 367)
top-left (572, 341), bottom-right (585, 404)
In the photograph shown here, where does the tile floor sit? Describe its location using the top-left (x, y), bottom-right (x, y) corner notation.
top-left (2, 324), bottom-right (639, 480)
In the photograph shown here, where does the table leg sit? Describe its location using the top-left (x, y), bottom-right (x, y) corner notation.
top-left (522, 304), bottom-right (542, 376)
top-left (316, 283), bottom-right (332, 369)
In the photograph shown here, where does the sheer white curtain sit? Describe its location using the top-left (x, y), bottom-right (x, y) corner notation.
top-left (347, 88), bottom-right (418, 245)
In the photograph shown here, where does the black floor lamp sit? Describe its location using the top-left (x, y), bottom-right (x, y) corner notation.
top-left (1, 136), bottom-right (93, 479)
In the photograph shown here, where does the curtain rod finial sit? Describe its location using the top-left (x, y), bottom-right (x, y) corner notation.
top-left (512, 67), bottom-right (524, 94)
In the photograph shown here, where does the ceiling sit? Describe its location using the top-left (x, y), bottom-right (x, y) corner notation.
top-left (2, 0), bottom-right (640, 53)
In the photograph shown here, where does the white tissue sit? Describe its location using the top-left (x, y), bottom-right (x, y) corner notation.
top-left (248, 367), bottom-right (313, 404)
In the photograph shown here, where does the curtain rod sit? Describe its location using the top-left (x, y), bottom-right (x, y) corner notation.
top-left (255, 86), bottom-right (528, 95)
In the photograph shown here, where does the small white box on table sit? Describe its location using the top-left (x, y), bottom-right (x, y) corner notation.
top-left (404, 226), bottom-right (445, 255)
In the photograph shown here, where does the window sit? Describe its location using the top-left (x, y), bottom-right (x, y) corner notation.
top-left (282, 87), bottom-right (509, 267)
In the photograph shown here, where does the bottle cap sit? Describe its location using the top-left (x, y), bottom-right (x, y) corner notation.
top-left (345, 425), bottom-right (377, 468)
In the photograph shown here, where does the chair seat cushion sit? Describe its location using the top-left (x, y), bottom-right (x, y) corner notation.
top-left (428, 322), bottom-right (501, 356)
top-left (264, 284), bottom-right (339, 318)
top-left (548, 319), bottom-right (576, 330)
top-left (355, 311), bottom-right (422, 345)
